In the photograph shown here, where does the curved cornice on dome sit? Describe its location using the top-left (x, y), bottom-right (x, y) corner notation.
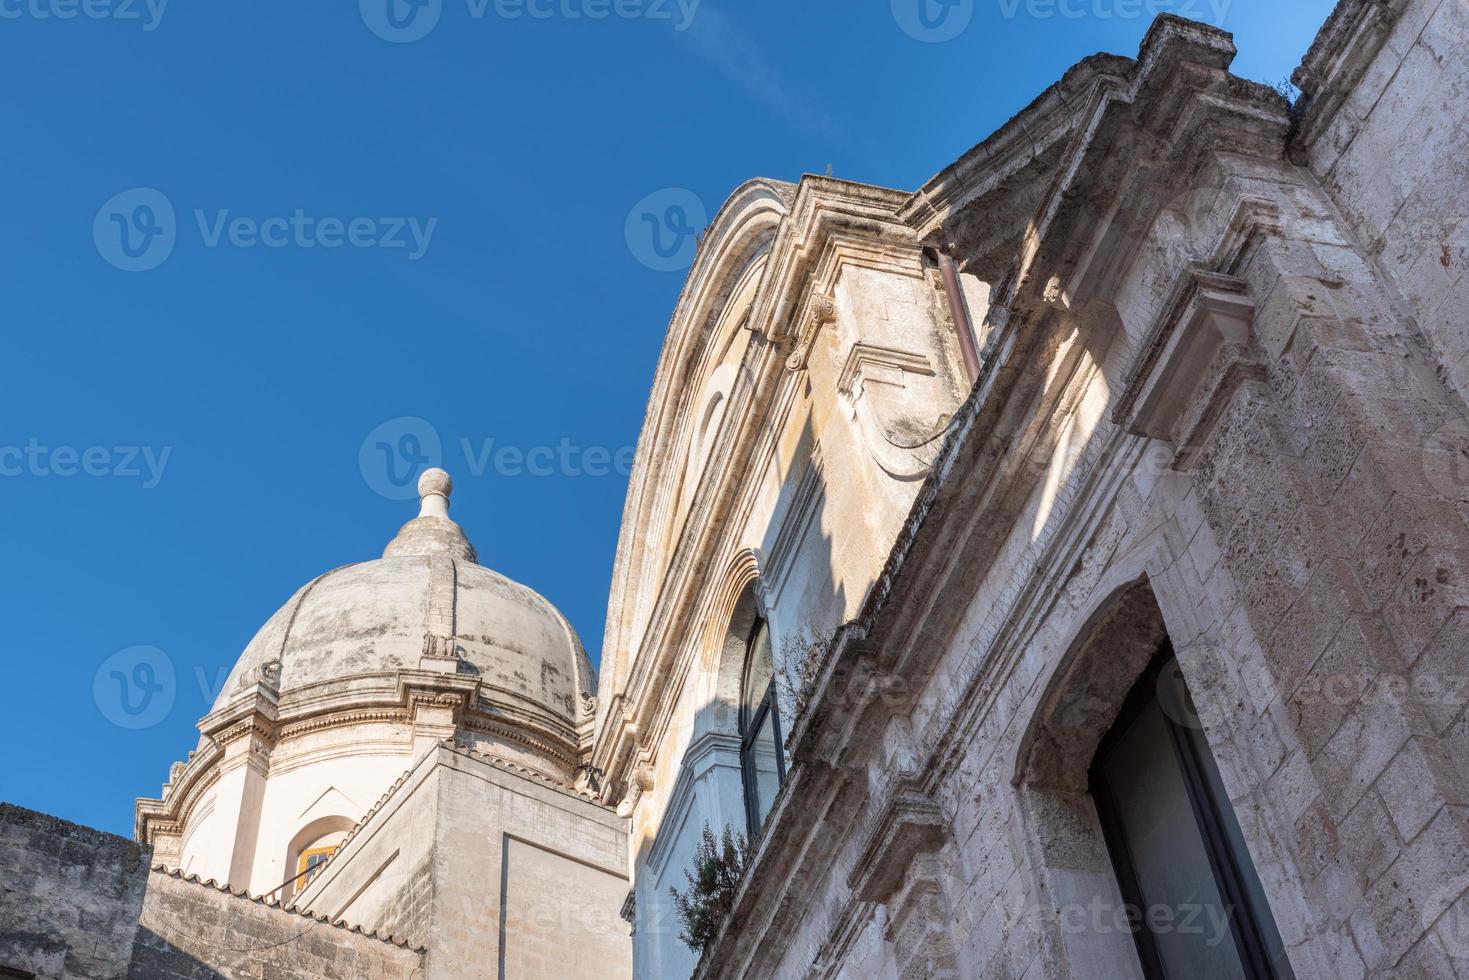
top-left (134, 666), bottom-right (586, 848)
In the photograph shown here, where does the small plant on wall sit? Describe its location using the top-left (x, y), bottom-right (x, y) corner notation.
top-left (669, 823), bottom-right (752, 954)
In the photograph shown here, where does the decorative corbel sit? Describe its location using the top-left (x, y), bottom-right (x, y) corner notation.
top-left (419, 632), bottom-right (462, 673)
top-left (785, 293), bottom-right (837, 372)
top-left (397, 672), bottom-right (477, 758)
top-left (615, 763), bottom-right (655, 818)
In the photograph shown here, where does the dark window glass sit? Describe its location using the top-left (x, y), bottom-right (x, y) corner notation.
top-left (1091, 648), bottom-right (1295, 980)
top-left (740, 619), bottom-right (785, 835)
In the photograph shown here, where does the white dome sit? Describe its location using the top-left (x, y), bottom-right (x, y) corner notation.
top-left (213, 469), bottom-right (595, 728)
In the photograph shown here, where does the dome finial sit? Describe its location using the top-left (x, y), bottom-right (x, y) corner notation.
top-left (417, 468), bottom-right (453, 518)
top-left (382, 468), bottom-right (477, 562)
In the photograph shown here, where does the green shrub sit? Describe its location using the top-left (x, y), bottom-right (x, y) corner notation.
top-left (669, 823), bottom-right (751, 954)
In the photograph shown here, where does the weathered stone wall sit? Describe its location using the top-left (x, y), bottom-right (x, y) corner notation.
top-left (293, 763), bottom-right (441, 950)
top-left (135, 869), bottom-right (423, 979)
top-left (0, 802), bottom-right (423, 980)
top-left (1297, 0), bottom-right (1469, 401)
top-left (670, 10), bottom-right (1469, 980)
top-left (301, 744), bottom-right (631, 980)
top-left (0, 803), bottom-right (148, 980)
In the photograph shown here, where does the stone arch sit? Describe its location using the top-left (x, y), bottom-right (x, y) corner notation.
top-left (1015, 576), bottom-right (1170, 795)
top-left (1005, 575), bottom-right (1174, 979)
top-left (598, 180), bottom-right (793, 724)
top-left (692, 548), bottom-right (764, 742)
top-left (282, 814), bottom-right (356, 902)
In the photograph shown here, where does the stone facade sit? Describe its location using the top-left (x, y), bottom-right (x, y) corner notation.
top-left (0, 804), bottom-right (149, 979)
top-left (0, 803), bottom-right (423, 980)
top-left (594, 3), bottom-right (1469, 978)
top-left (4, 3), bottom-right (1466, 978)
top-left (296, 743), bottom-right (631, 980)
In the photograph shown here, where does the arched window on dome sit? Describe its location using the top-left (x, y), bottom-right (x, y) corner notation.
top-left (282, 815), bottom-right (355, 902)
top-left (739, 617), bottom-right (785, 836)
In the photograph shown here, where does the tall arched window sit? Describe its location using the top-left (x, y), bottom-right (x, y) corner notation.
top-left (1090, 645), bottom-right (1294, 979)
top-left (739, 617), bottom-right (785, 836)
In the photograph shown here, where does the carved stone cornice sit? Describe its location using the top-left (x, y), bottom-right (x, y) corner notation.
top-left (276, 707), bottom-right (409, 741)
top-left (835, 343), bottom-right (934, 399)
top-left (459, 716), bottom-right (578, 770)
top-left (1290, 0), bottom-right (1402, 159)
top-left (1113, 267), bottom-right (1262, 470)
top-left (134, 668), bottom-right (580, 846)
top-left (846, 774), bottom-right (949, 904)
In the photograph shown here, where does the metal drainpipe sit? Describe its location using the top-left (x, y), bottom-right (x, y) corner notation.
top-left (934, 248), bottom-right (982, 384)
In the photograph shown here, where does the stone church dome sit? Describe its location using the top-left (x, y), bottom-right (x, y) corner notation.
top-left (214, 469), bottom-right (595, 723)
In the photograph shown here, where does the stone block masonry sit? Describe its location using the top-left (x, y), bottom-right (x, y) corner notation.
top-left (0, 803), bottom-right (423, 980)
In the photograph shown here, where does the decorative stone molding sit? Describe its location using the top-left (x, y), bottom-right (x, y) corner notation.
top-left (459, 715), bottom-right (579, 770)
top-left (419, 632), bottom-right (460, 669)
top-left (882, 853), bottom-right (958, 979)
top-left (837, 343), bottom-right (946, 480)
top-left (276, 708), bottom-right (409, 742)
top-left (1290, 0), bottom-right (1402, 158)
top-left (1113, 268), bottom-right (1262, 469)
top-left (846, 774), bottom-right (948, 904)
top-left (785, 293), bottom-right (837, 371)
top-left (616, 763), bottom-right (656, 818)
top-left (836, 344), bottom-right (935, 400)
top-left (645, 732), bottom-right (744, 880)
top-left (620, 888), bottom-right (637, 927)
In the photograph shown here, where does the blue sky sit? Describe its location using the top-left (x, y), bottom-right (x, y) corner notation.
top-left (0, 0), bottom-right (1336, 835)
